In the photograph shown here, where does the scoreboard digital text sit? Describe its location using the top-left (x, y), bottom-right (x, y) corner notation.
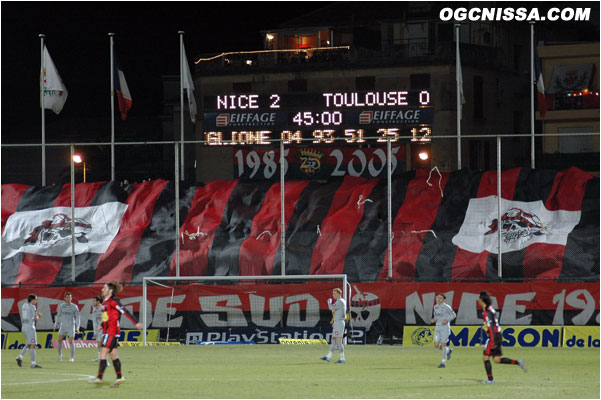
top-left (202, 89), bottom-right (433, 146)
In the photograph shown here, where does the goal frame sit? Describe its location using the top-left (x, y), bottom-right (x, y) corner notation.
top-left (142, 274), bottom-right (349, 345)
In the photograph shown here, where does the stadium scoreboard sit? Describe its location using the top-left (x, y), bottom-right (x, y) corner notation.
top-left (202, 89), bottom-right (433, 145)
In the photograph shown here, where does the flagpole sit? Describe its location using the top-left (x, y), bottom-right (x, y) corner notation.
top-left (174, 142), bottom-right (180, 277)
top-left (179, 31), bottom-right (185, 181)
top-left (530, 22), bottom-right (535, 169)
top-left (280, 139), bottom-right (286, 276)
top-left (455, 24), bottom-right (462, 170)
top-left (40, 34), bottom-right (46, 186)
top-left (109, 33), bottom-right (115, 181)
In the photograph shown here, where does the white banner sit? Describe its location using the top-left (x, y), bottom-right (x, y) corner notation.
top-left (452, 196), bottom-right (581, 254)
top-left (1, 202), bottom-right (128, 259)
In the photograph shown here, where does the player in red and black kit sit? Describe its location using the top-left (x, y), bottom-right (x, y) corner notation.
top-left (478, 292), bottom-right (527, 384)
top-left (89, 281), bottom-right (143, 388)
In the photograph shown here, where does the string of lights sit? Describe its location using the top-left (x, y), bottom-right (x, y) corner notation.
top-left (562, 89), bottom-right (599, 97)
top-left (195, 45), bottom-right (351, 63)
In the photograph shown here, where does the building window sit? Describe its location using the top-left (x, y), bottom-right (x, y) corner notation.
top-left (387, 23), bottom-right (394, 47)
top-left (473, 75), bottom-right (484, 120)
top-left (558, 127), bottom-right (594, 153)
top-left (356, 76), bottom-right (375, 91)
top-left (382, 23), bottom-right (401, 49)
top-left (233, 82), bottom-right (252, 93)
top-left (513, 45), bottom-right (523, 71)
top-left (407, 23), bottom-right (428, 56)
top-left (288, 79), bottom-right (307, 92)
top-left (319, 29), bottom-right (331, 46)
top-left (410, 74), bottom-right (430, 89)
top-left (437, 23), bottom-right (453, 42)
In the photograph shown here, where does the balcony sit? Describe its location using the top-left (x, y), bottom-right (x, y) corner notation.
top-left (193, 41), bottom-right (507, 76)
top-left (193, 46), bottom-right (352, 75)
top-left (537, 92), bottom-right (600, 121)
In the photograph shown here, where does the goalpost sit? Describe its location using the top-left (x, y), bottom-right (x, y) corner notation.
top-left (142, 274), bottom-right (350, 346)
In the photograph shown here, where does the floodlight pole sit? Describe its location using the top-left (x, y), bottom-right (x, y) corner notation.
top-left (70, 145), bottom-right (76, 282)
top-left (530, 22), bottom-right (536, 169)
top-left (497, 136), bottom-right (502, 280)
top-left (455, 23), bottom-right (462, 170)
top-left (387, 138), bottom-right (393, 280)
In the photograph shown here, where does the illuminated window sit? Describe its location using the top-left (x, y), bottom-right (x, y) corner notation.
top-left (319, 29), bottom-right (331, 46)
top-left (299, 34), bottom-right (317, 49)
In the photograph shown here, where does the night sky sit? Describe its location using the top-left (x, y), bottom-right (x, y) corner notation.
top-left (1, 1), bottom-right (330, 142)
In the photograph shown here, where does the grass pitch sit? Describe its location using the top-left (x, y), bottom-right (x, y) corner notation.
top-left (2, 344), bottom-right (599, 398)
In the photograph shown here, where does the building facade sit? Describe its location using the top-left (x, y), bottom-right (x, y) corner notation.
top-left (159, 3), bottom-right (599, 182)
top-left (537, 42), bottom-right (600, 174)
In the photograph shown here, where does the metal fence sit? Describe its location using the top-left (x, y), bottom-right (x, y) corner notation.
top-left (1, 131), bottom-right (599, 285)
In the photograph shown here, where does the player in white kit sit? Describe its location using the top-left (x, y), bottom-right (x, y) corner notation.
top-left (16, 294), bottom-right (43, 368)
top-left (321, 288), bottom-right (347, 364)
top-left (90, 295), bottom-right (108, 364)
top-left (431, 293), bottom-right (456, 368)
top-left (54, 292), bottom-right (80, 362)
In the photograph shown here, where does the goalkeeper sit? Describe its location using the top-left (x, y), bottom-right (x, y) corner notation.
top-left (321, 288), bottom-right (346, 364)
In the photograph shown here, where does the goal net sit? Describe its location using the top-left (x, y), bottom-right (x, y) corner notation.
top-left (142, 274), bottom-right (350, 345)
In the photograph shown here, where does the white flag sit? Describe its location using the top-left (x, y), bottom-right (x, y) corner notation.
top-left (182, 43), bottom-right (197, 123)
top-left (40, 45), bottom-right (68, 114)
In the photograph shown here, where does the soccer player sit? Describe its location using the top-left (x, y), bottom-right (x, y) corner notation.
top-left (90, 295), bottom-right (108, 365)
top-left (478, 291), bottom-right (527, 384)
top-left (16, 294), bottom-right (43, 368)
top-left (54, 292), bottom-right (80, 362)
top-left (89, 281), bottom-right (143, 388)
top-left (431, 293), bottom-right (455, 368)
top-left (321, 288), bottom-right (346, 364)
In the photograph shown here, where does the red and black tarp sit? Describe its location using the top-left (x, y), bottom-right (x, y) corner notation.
top-left (1, 167), bottom-right (599, 285)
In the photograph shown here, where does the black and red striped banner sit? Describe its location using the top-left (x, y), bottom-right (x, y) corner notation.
top-left (1, 167), bottom-right (598, 285)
